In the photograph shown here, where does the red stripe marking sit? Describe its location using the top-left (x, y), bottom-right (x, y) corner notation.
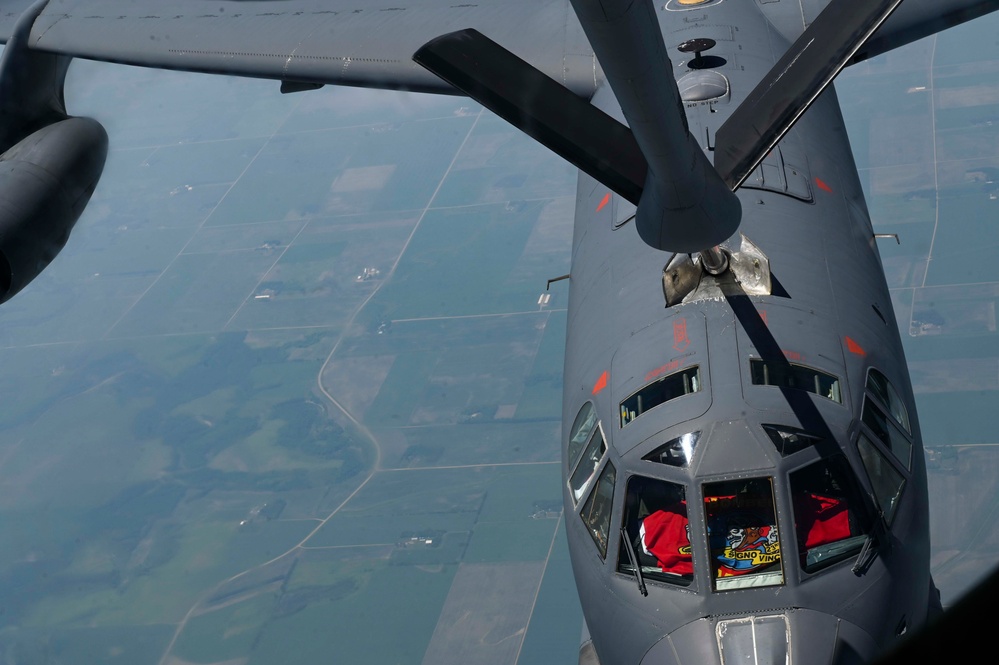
top-left (596, 192), bottom-right (611, 212)
top-left (845, 336), bottom-right (866, 356)
top-left (645, 360), bottom-right (680, 382)
top-left (592, 370), bottom-right (609, 395)
top-left (815, 177), bottom-right (833, 193)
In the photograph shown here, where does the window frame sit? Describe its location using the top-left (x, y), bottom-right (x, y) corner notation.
top-left (568, 419), bottom-right (607, 506)
top-left (619, 365), bottom-right (701, 427)
top-left (865, 368), bottom-right (911, 434)
top-left (861, 397), bottom-right (912, 470)
top-left (567, 401), bottom-right (598, 471)
top-left (616, 474), bottom-right (694, 588)
top-left (642, 431), bottom-right (701, 468)
top-left (856, 433), bottom-right (907, 525)
top-left (580, 460), bottom-right (617, 559)
top-left (702, 476), bottom-right (785, 591)
top-left (788, 454), bottom-right (872, 574)
top-left (749, 358), bottom-right (842, 404)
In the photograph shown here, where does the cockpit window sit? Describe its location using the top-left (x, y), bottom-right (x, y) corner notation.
top-left (866, 369), bottom-right (911, 434)
top-left (620, 366), bottom-right (701, 427)
top-left (568, 402), bottom-right (597, 469)
top-left (618, 475), bottom-right (692, 586)
top-left (862, 399), bottom-right (912, 470)
top-left (580, 462), bottom-right (616, 559)
top-left (703, 478), bottom-right (783, 590)
top-left (762, 425), bottom-right (823, 457)
top-left (642, 431), bottom-right (700, 468)
top-left (569, 424), bottom-right (606, 504)
top-left (750, 359), bottom-right (842, 403)
top-left (857, 434), bottom-right (906, 524)
top-left (790, 455), bottom-right (870, 572)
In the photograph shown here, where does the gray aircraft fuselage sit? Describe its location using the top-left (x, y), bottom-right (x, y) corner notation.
top-left (561, 3), bottom-right (929, 663)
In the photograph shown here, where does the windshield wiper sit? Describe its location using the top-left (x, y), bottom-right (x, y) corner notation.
top-left (620, 528), bottom-right (648, 596)
top-left (853, 507), bottom-right (890, 575)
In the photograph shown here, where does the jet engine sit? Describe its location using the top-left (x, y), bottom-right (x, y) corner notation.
top-left (0, 116), bottom-right (108, 302)
top-left (0, 1), bottom-right (109, 304)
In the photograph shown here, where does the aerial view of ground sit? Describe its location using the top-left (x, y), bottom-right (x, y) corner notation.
top-left (0, 10), bottom-right (996, 665)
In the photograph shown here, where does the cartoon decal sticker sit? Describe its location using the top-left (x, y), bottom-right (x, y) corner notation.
top-left (712, 515), bottom-right (781, 577)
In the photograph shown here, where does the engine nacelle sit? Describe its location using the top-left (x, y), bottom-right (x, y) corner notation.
top-left (0, 116), bottom-right (108, 303)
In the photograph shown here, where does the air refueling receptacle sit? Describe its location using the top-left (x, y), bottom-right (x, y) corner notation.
top-left (662, 235), bottom-right (772, 307)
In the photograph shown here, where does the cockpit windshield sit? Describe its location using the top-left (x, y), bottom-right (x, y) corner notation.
top-left (616, 459), bottom-right (871, 594)
top-left (703, 478), bottom-right (784, 590)
top-left (618, 475), bottom-right (693, 587)
top-left (789, 455), bottom-right (870, 572)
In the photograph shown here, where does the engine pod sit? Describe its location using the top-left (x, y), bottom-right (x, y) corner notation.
top-left (0, 116), bottom-right (108, 302)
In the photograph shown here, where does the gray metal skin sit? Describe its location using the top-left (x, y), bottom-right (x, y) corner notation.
top-left (562, 3), bottom-right (927, 664)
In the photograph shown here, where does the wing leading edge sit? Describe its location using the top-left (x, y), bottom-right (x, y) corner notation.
top-left (0, 0), bottom-right (599, 97)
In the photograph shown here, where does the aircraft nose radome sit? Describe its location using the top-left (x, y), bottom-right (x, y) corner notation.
top-left (640, 609), bottom-right (880, 665)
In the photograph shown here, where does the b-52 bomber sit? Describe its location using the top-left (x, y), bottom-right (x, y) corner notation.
top-left (0, 0), bottom-right (996, 663)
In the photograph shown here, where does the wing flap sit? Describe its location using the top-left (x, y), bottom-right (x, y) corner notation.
top-left (6, 0), bottom-right (597, 97)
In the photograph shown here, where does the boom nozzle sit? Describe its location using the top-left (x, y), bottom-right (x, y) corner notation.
top-left (569, 0), bottom-right (741, 253)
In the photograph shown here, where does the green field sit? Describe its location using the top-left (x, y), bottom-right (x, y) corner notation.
top-left (3, 10), bottom-right (997, 663)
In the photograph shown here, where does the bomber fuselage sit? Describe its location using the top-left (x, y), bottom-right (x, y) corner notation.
top-left (561, 3), bottom-right (930, 663)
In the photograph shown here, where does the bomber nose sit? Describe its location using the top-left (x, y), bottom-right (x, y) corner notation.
top-left (641, 609), bottom-right (880, 665)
